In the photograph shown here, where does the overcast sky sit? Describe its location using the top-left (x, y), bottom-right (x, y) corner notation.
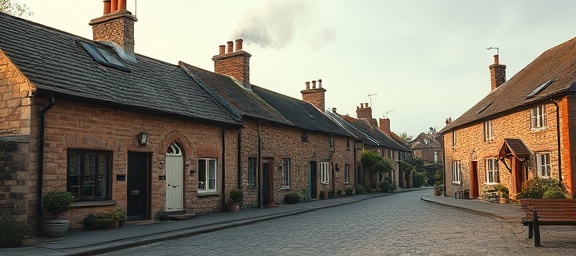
top-left (20, 0), bottom-right (576, 138)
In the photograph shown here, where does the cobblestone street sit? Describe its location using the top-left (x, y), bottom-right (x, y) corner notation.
top-left (102, 189), bottom-right (576, 256)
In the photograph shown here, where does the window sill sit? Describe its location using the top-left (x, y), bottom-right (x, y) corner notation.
top-left (70, 200), bottom-right (117, 209)
top-left (197, 192), bottom-right (219, 197)
top-left (452, 181), bottom-right (461, 185)
top-left (321, 182), bottom-right (329, 185)
top-left (281, 186), bottom-right (290, 190)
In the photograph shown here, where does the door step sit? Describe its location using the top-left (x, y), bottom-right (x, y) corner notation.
top-left (168, 213), bottom-right (197, 220)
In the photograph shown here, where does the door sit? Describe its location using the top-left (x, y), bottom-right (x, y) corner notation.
top-left (165, 143), bottom-right (184, 211)
top-left (262, 159), bottom-right (274, 207)
top-left (470, 161), bottom-right (479, 198)
top-left (127, 152), bottom-right (151, 220)
top-left (308, 161), bottom-right (317, 199)
top-left (512, 158), bottom-right (523, 197)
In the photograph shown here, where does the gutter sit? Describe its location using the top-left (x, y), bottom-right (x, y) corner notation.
top-left (221, 127), bottom-right (226, 211)
top-left (37, 92), bottom-right (55, 231)
top-left (257, 121), bottom-right (262, 208)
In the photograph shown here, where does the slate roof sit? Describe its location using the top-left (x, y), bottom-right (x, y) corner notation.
top-left (410, 133), bottom-right (442, 150)
top-left (440, 36), bottom-right (576, 134)
top-left (252, 86), bottom-right (350, 137)
top-left (178, 62), bottom-right (292, 125)
top-left (0, 13), bottom-right (240, 125)
top-left (326, 111), bottom-right (409, 151)
top-left (498, 138), bottom-right (531, 159)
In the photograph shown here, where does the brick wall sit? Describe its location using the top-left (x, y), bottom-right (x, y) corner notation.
top-left (443, 100), bottom-right (569, 198)
top-left (0, 52), bottom-right (33, 136)
top-left (89, 11), bottom-right (137, 55)
top-left (212, 40), bottom-right (251, 88)
top-left (41, 99), bottom-right (236, 229)
top-left (0, 136), bottom-right (31, 223)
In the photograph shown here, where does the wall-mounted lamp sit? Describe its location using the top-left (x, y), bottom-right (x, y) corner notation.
top-left (138, 131), bottom-right (148, 146)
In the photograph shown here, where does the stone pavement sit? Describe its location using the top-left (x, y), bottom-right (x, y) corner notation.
top-left (0, 188), bottom-right (526, 256)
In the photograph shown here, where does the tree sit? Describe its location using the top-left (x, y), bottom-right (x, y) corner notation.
top-left (398, 132), bottom-right (413, 143)
top-left (0, 0), bottom-right (32, 17)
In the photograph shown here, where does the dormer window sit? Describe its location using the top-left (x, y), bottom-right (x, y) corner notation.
top-left (79, 41), bottom-right (130, 72)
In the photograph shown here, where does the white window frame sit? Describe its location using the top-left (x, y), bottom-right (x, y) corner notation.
top-left (434, 151), bottom-right (438, 163)
top-left (530, 105), bottom-right (547, 129)
top-left (452, 161), bottom-right (461, 184)
top-left (281, 158), bottom-right (290, 189)
top-left (320, 162), bottom-right (330, 184)
top-left (536, 152), bottom-right (551, 178)
top-left (329, 136), bottom-right (335, 151)
top-left (198, 158), bottom-right (217, 193)
top-left (485, 158), bottom-right (499, 184)
top-left (452, 131), bottom-right (457, 147)
top-left (483, 120), bottom-right (494, 142)
top-left (344, 164), bottom-right (350, 184)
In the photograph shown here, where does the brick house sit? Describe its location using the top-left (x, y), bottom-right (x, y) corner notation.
top-left (410, 131), bottom-right (443, 166)
top-left (440, 39), bottom-right (576, 199)
top-left (0, 2), bottom-right (245, 230)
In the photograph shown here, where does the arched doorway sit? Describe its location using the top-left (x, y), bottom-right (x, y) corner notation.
top-left (165, 143), bottom-right (184, 211)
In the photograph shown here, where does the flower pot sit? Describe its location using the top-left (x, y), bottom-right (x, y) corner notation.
top-left (44, 219), bottom-right (70, 238)
top-left (226, 203), bottom-right (240, 212)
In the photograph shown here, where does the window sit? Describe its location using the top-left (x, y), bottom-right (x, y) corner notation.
top-left (536, 153), bottom-right (551, 178)
top-left (530, 105), bottom-right (547, 129)
top-left (344, 164), bottom-right (350, 184)
top-left (483, 120), bottom-right (494, 142)
top-left (452, 161), bottom-right (461, 184)
top-left (434, 152), bottom-right (438, 163)
top-left (301, 131), bottom-right (308, 142)
top-left (346, 138), bottom-right (350, 150)
top-left (452, 131), bottom-right (457, 147)
top-left (67, 150), bottom-right (111, 201)
top-left (198, 158), bottom-right (217, 193)
top-left (282, 158), bottom-right (290, 189)
top-left (320, 162), bottom-right (330, 184)
top-left (79, 41), bottom-right (130, 71)
top-left (328, 136), bottom-right (334, 151)
top-left (486, 158), bottom-right (499, 184)
top-left (247, 157), bottom-right (256, 187)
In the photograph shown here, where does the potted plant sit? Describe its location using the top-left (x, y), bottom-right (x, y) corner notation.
top-left (227, 189), bottom-right (243, 212)
top-left (434, 183), bottom-right (443, 196)
top-left (494, 184), bottom-right (510, 203)
top-left (42, 191), bottom-right (74, 237)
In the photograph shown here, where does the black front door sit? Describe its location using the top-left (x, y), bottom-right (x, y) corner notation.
top-left (262, 159), bottom-right (273, 207)
top-left (127, 152), bottom-right (150, 220)
top-left (309, 161), bottom-right (317, 199)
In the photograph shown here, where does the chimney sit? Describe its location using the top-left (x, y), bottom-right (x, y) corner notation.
top-left (301, 79), bottom-right (326, 111)
top-left (489, 55), bottom-right (506, 91)
top-left (356, 103), bottom-right (377, 126)
top-left (89, 0), bottom-right (137, 57)
top-left (379, 118), bottom-right (391, 136)
top-left (213, 38), bottom-right (252, 89)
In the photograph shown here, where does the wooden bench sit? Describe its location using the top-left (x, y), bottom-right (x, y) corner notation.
top-left (519, 199), bottom-right (576, 246)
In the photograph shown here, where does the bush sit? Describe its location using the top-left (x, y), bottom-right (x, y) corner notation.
top-left (354, 184), bottom-right (366, 194)
top-left (380, 181), bottom-right (392, 192)
top-left (156, 210), bottom-right (170, 221)
top-left (319, 191), bottom-right (327, 199)
top-left (412, 172), bottom-right (426, 188)
top-left (345, 187), bottom-right (354, 196)
top-left (0, 212), bottom-right (33, 248)
top-left (299, 189), bottom-right (310, 202)
top-left (42, 191), bottom-right (74, 219)
top-left (543, 186), bottom-right (566, 199)
top-left (517, 178), bottom-right (566, 199)
top-left (83, 210), bottom-right (123, 230)
top-left (284, 192), bottom-right (302, 204)
top-left (229, 189), bottom-right (243, 204)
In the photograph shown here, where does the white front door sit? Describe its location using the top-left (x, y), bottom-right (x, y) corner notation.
top-left (165, 143), bottom-right (183, 211)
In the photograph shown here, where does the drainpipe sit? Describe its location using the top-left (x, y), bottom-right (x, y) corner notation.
top-left (37, 92), bottom-right (55, 231)
top-left (237, 129), bottom-right (242, 189)
top-left (257, 121), bottom-right (262, 207)
top-left (551, 100), bottom-right (562, 181)
top-left (221, 127), bottom-right (226, 211)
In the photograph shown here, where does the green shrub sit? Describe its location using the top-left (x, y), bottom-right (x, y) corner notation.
top-left (0, 212), bottom-right (33, 248)
top-left (284, 192), bottom-right (302, 204)
top-left (42, 191), bottom-right (74, 219)
top-left (299, 189), bottom-right (310, 202)
top-left (345, 187), bottom-right (354, 196)
top-left (380, 181), bottom-right (392, 192)
top-left (83, 210), bottom-right (124, 230)
top-left (412, 172), bottom-right (426, 188)
top-left (517, 178), bottom-right (566, 199)
top-left (229, 189), bottom-right (243, 204)
top-left (336, 190), bottom-right (342, 195)
top-left (543, 186), bottom-right (566, 199)
top-left (354, 184), bottom-right (366, 194)
top-left (156, 210), bottom-right (170, 221)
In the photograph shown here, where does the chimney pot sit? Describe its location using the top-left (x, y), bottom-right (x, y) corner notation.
top-left (312, 80), bottom-right (317, 89)
top-left (332, 107), bottom-right (337, 113)
top-left (111, 0), bottom-right (118, 12)
top-left (493, 55), bottom-right (499, 65)
top-left (118, 0), bottom-right (127, 11)
top-left (366, 102), bottom-right (369, 107)
top-left (305, 81), bottom-right (310, 90)
top-left (318, 79), bottom-right (322, 88)
top-left (235, 39), bottom-right (243, 51)
top-left (227, 41), bottom-right (233, 53)
top-left (219, 45), bottom-right (225, 55)
top-left (103, 0), bottom-right (111, 14)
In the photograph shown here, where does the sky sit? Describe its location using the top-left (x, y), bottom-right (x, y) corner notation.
top-left (16, 0), bottom-right (576, 138)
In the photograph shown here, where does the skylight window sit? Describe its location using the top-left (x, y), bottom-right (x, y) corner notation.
top-left (79, 41), bottom-right (130, 72)
top-left (476, 102), bottom-right (493, 115)
top-left (526, 79), bottom-right (554, 99)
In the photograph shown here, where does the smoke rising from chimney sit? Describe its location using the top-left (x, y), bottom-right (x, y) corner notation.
top-left (232, 0), bottom-right (336, 50)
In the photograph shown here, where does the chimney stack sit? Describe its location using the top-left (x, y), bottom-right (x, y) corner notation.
top-left (379, 118), bottom-right (391, 136)
top-left (356, 103), bottom-right (377, 126)
top-left (489, 55), bottom-right (506, 91)
top-left (90, 0), bottom-right (137, 57)
top-left (301, 79), bottom-right (327, 111)
top-left (213, 39), bottom-right (252, 89)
